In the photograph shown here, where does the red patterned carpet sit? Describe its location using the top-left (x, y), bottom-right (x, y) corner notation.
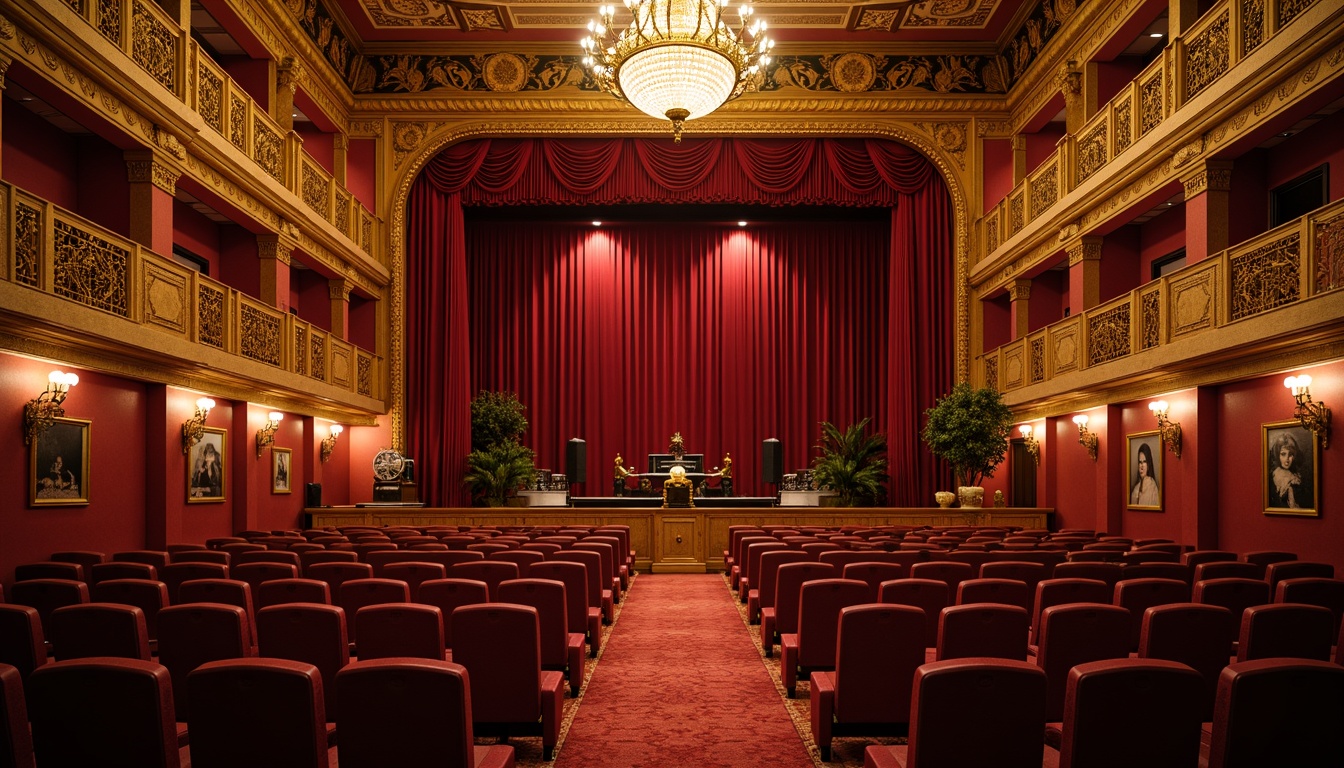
top-left (554, 574), bottom-right (814, 768)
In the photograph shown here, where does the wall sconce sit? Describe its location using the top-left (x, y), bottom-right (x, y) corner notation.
top-left (1072, 414), bottom-right (1098, 461)
top-left (1148, 400), bottom-right (1183, 458)
top-left (255, 411), bottom-right (283, 457)
top-left (23, 370), bottom-right (79, 445)
top-left (1285, 375), bottom-right (1331, 449)
top-left (320, 424), bottom-right (343, 463)
top-left (181, 397), bottom-right (216, 454)
top-left (1019, 424), bottom-right (1040, 464)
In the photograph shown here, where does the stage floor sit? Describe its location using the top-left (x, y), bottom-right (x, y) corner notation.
top-left (569, 496), bottom-right (778, 508)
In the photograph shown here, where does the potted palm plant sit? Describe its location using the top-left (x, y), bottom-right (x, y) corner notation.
top-left (810, 418), bottom-right (889, 507)
top-left (920, 382), bottom-right (1013, 508)
top-left (463, 390), bottom-right (536, 506)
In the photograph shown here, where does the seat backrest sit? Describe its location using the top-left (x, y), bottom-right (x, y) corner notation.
top-left (158, 562), bottom-right (229, 603)
top-left (1031, 578), bottom-right (1111, 645)
top-left (795, 579), bottom-right (870, 669)
top-left (1181, 550), bottom-right (1237, 567)
top-left (521, 542), bottom-right (563, 556)
top-left (170, 550), bottom-right (230, 565)
top-left (489, 550), bottom-right (546, 577)
top-left (547, 551), bottom-right (602, 607)
top-left (1053, 562), bottom-right (1125, 588)
top-left (498, 579), bottom-right (569, 668)
top-left (0, 606), bottom-right (47, 685)
top-left (378, 562), bottom-right (447, 601)
top-left (0, 663), bottom-right (33, 768)
top-left (14, 562), bottom-right (84, 584)
top-left (28, 658), bottom-right (178, 768)
top-left (905, 658), bottom-right (1047, 768)
top-left (1113, 577), bottom-right (1191, 651)
top-left (48, 603), bottom-right (151, 661)
top-left (1138, 603), bottom-right (1235, 720)
top-left (757, 551), bottom-right (811, 610)
top-left (49, 550), bottom-right (106, 575)
top-left (1193, 576), bottom-right (1271, 624)
top-left (817, 550), bottom-right (906, 571)
top-left (936, 604), bottom-right (1029, 661)
top-left (298, 550), bottom-right (359, 575)
top-left (742, 542), bottom-right (789, 590)
top-left (233, 550), bottom-right (302, 568)
top-left (1237, 603), bottom-right (1334, 662)
top-left (449, 562), bottom-right (520, 602)
top-left (335, 658), bottom-right (492, 768)
top-left (186, 658), bottom-right (328, 768)
top-left (355, 604), bottom-right (445, 661)
top-left (800, 542), bottom-right (844, 559)
top-left (156, 603), bottom-right (251, 721)
top-left (231, 562), bottom-right (301, 599)
top-left (526, 564), bottom-right (588, 642)
top-left (979, 560), bottom-right (1049, 593)
top-left (833, 605), bottom-right (925, 724)
top-left (90, 579), bottom-right (169, 642)
top-left (1241, 550), bottom-right (1296, 570)
top-left (955, 578), bottom-right (1032, 613)
top-left (256, 578), bottom-right (332, 609)
top-left (450, 604), bottom-right (542, 724)
top-left (113, 550), bottom-right (171, 569)
top-left (1265, 561), bottom-right (1335, 592)
top-left (1035, 603), bottom-right (1132, 721)
top-left (773, 563), bottom-right (838, 637)
top-left (877, 578), bottom-right (949, 647)
top-left (177, 579), bottom-right (256, 646)
top-left (338, 578), bottom-right (410, 643)
top-left (306, 562), bottom-right (376, 602)
top-left (256, 603), bottom-right (348, 720)
top-left (8, 579), bottom-right (89, 632)
top-left (1122, 562), bottom-right (1193, 584)
top-left (1275, 577), bottom-right (1344, 637)
top-left (910, 561), bottom-right (976, 596)
top-left (89, 561), bottom-right (158, 587)
top-left (572, 542), bottom-right (616, 585)
top-left (1194, 561), bottom-right (1263, 582)
top-left (1207, 658), bottom-right (1344, 768)
top-left (1059, 658), bottom-right (1204, 768)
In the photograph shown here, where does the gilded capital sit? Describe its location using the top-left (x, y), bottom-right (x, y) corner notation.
top-left (328, 278), bottom-right (352, 301)
top-left (1066, 236), bottom-right (1103, 266)
top-left (333, 132), bottom-right (349, 151)
top-left (1056, 60), bottom-right (1082, 98)
top-left (257, 234), bottom-right (294, 265)
top-left (124, 151), bottom-right (181, 194)
top-left (1182, 160), bottom-right (1233, 198)
top-left (277, 57), bottom-right (303, 94)
top-left (0, 55), bottom-right (11, 89)
top-left (1008, 279), bottom-right (1032, 302)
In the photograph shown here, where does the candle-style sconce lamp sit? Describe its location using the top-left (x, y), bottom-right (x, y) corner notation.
top-left (1284, 375), bottom-right (1331, 449)
top-left (1019, 424), bottom-right (1040, 464)
top-left (181, 397), bottom-right (216, 454)
top-left (1148, 400), bottom-right (1183, 458)
top-left (23, 370), bottom-right (79, 445)
top-left (255, 411), bottom-right (283, 457)
top-left (320, 424), bottom-right (343, 463)
top-left (1072, 414), bottom-right (1098, 461)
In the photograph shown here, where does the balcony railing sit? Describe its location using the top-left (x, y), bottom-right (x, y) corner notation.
top-left (2, 181), bottom-right (381, 403)
top-left (977, 196), bottom-right (1344, 392)
top-left (982, 0), bottom-right (1321, 254)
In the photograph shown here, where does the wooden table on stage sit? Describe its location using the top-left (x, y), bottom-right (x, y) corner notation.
top-left (306, 506), bottom-right (1054, 574)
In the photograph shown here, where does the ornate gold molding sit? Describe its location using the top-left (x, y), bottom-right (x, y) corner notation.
top-left (351, 93), bottom-right (1005, 116)
top-left (277, 56), bottom-right (303, 95)
top-left (1065, 236), bottom-right (1102, 266)
top-left (125, 152), bottom-right (180, 194)
top-left (1181, 159), bottom-right (1233, 198)
top-left (257, 234), bottom-right (294, 265)
top-left (0, 54), bottom-right (11, 88)
top-left (329, 278), bottom-right (352, 301)
top-left (1008, 279), bottom-right (1032, 301)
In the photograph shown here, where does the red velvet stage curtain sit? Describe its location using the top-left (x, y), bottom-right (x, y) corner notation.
top-left (406, 137), bottom-right (954, 506)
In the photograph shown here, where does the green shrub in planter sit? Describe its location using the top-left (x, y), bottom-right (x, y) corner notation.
top-left (921, 383), bottom-right (1013, 489)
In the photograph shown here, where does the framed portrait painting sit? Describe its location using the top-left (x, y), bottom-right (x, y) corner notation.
top-left (272, 447), bottom-right (292, 494)
top-left (1263, 421), bottom-right (1318, 516)
top-left (187, 427), bottom-right (226, 503)
top-left (30, 417), bottom-right (91, 506)
top-left (1126, 431), bottom-right (1163, 511)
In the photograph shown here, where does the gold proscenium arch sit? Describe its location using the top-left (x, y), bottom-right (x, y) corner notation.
top-left (383, 115), bottom-right (974, 449)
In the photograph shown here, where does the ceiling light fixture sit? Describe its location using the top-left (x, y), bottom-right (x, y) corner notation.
top-left (581, 0), bottom-right (774, 143)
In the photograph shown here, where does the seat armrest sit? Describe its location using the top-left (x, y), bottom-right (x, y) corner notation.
top-left (540, 671), bottom-right (565, 760)
top-left (761, 609), bottom-right (777, 657)
top-left (473, 744), bottom-right (517, 768)
top-left (811, 671), bottom-right (836, 759)
top-left (566, 633), bottom-right (586, 696)
top-left (781, 633), bottom-right (800, 696)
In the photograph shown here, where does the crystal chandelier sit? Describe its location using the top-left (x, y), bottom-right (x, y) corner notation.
top-left (581, 0), bottom-right (774, 142)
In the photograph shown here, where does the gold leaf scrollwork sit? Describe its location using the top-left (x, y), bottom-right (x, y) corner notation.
top-left (1241, 0), bottom-right (1264, 54)
top-left (1030, 163), bottom-right (1057, 220)
top-left (310, 332), bottom-right (326, 380)
top-left (131, 0), bottom-right (176, 91)
top-left (984, 356), bottom-right (998, 391)
top-left (53, 220), bottom-right (129, 317)
top-left (1278, 0), bottom-right (1314, 28)
top-left (361, 215), bottom-right (373, 254)
top-left (1029, 337), bottom-right (1044, 384)
top-left (1087, 303), bottom-right (1131, 366)
top-left (1230, 234), bottom-right (1300, 320)
top-left (240, 304), bottom-right (282, 366)
top-left (1141, 291), bottom-right (1160, 349)
top-left (358, 354), bottom-right (373, 397)
top-left (1010, 194), bottom-right (1024, 233)
top-left (302, 164), bottom-right (327, 216)
top-left (15, 202), bottom-right (41, 288)
top-left (1115, 99), bottom-right (1132, 154)
top-left (295, 326), bottom-right (307, 376)
top-left (96, 0), bottom-right (120, 44)
top-left (198, 283), bottom-right (224, 348)
top-left (252, 119), bottom-right (284, 182)
top-left (1316, 213), bottom-right (1344, 293)
top-left (987, 216), bottom-right (999, 252)
top-left (1076, 123), bottom-right (1108, 184)
top-left (1140, 73), bottom-right (1163, 137)
top-left (1185, 12), bottom-right (1229, 101)
top-left (229, 95), bottom-right (247, 149)
top-left (335, 191), bottom-right (351, 234)
top-left (198, 65), bottom-right (223, 133)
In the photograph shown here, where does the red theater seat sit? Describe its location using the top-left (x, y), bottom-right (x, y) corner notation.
top-left (256, 604), bottom-right (349, 722)
top-left (528, 562), bottom-right (601, 658)
top-left (187, 658), bottom-right (331, 768)
top-left (47, 603), bottom-right (151, 661)
top-left (780, 578), bottom-right (869, 698)
top-left (0, 664), bottom-right (33, 768)
top-left (91, 579), bottom-right (169, 649)
top-left (763, 562), bottom-right (837, 658)
top-left (1206, 658), bottom-right (1344, 768)
top-left (1034, 603), bottom-right (1131, 724)
top-left (1112, 577), bottom-right (1190, 652)
top-left (158, 563), bottom-right (229, 604)
top-left (1137, 603), bottom-right (1235, 720)
top-left (29, 658), bottom-right (178, 768)
top-left (1236, 603), bottom-right (1334, 662)
top-left (256, 578), bottom-right (331, 609)
top-left (355, 604), bottom-right (445, 661)
top-left (877, 579), bottom-right (949, 648)
top-left (157, 603), bottom-right (252, 721)
top-left (498, 578), bottom-right (586, 696)
top-left (451, 561), bottom-right (520, 603)
top-left (0, 606), bottom-right (47, 689)
top-left (936, 604), bottom-right (1029, 661)
top-left (1054, 658), bottom-right (1203, 768)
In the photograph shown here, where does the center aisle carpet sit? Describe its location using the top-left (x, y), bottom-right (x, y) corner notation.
top-left (554, 574), bottom-right (814, 768)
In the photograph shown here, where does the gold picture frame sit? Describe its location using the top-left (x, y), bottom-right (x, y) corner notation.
top-left (272, 447), bottom-right (292, 494)
top-left (1263, 420), bottom-right (1318, 517)
top-left (1125, 430), bottom-right (1163, 512)
top-left (187, 427), bottom-right (227, 503)
top-left (30, 416), bottom-right (90, 506)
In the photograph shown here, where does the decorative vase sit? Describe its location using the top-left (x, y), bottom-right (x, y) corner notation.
top-left (934, 491), bottom-right (955, 508)
top-left (957, 486), bottom-right (985, 509)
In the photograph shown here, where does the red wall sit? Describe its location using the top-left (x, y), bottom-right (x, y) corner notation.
top-left (982, 294), bottom-right (1012, 350)
top-left (1139, 204), bottom-right (1186, 276)
top-left (75, 140), bottom-right (131, 239)
top-left (1099, 228), bottom-right (1140, 303)
top-left (1028, 268), bottom-right (1066, 332)
top-left (2, 98), bottom-right (78, 208)
top-left (982, 138), bottom-right (1014, 214)
top-left (172, 198), bottom-right (222, 268)
top-left (296, 125), bottom-right (334, 175)
top-left (1264, 106), bottom-right (1344, 205)
top-left (347, 139), bottom-right (377, 212)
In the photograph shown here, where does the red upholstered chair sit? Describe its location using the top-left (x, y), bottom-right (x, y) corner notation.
top-left (89, 561), bottom-right (158, 587)
top-left (936, 604), bottom-right (1029, 661)
top-left (47, 603), bottom-right (151, 661)
top-left (451, 561), bottom-right (521, 603)
top-left (177, 578), bottom-right (258, 649)
top-left (1066, 550), bottom-right (1123, 563)
top-left (1122, 562), bottom-right (1193, 584)
top-left (810, 604), bottom-right (925, 761)
top-left (256, 604), bottom-right (349, 722)
top-left (335, 658), bottom-right (515, 768)
top-left (1121, 550), bottom-right (1179, 565)
top-left (817, 550), bottom-right (907, 571)
top-left (842, 563), bottom-right (907, 603)
top-left (955, 577), bottom-right (1032, 614)
top-left (1112, 577), bottom-right (1190, 651)
top-left (780, 578), bottom-right (869, 698)
top-left (1206, 658), bottom-right (1344, 768)
top-left (158, 562), bottom-right (229, 604)
top-left (529, 562), bottom-right (602, 658)
top-left (498, 578), bottom-right (586, 696)
top-left (585, 535), bottom-right (630, 588)
top-left (877, 578), bottom-right (949, 648)
top-left (0, 606), bottom-right (48, 690)
top-left (206, 537), bottom-right (249, 549)
top-left (1194, 561), bottom-right (1263, 582)
top-left (740, 541), bottom-right (789, 609)
top-left (170, 549), bottom-right (229, 565)
top-left (299, 550), bottom-right (359, 575)
top-left (8, 578), bottom-right (88, 635)
top-left (573, 541), bottom-right (622, 604)
top-left (28, 658), bottom-right (179, 768)
top-left (91, 579), bottom-right (169, 649)
top-left (1181, 549), bottom-right (1237, 568)
top-left (763, 562), bottom-right (837, 658)
top-left (1276, 577), bottom-right (1344, 637)
top-left (378, 562), bottom-right (447, 601)
top-left (307, 561), bottom-right (374, 603)
top-left (1236, 602), bottom-right (1334, 662)
top-left (233, 550), bottom-right (302, 568)
top-left (521, 542), bottom-right (563, 556)
top-left (1030, 577), bottom-right (1112, 649)
top-left (490, 550), bottom-right (546, 578)
top-left (0, 664), bottom-right (34, 768)
top-left (231, 562), bottom-right (300, 599)
top-left (418, 578), bottom-right (493, 653)
top-left (354, 542), bottom-right (399, 561)
top-left (113, 550), bottom-right (172, 569)
top-left (1194, 576), bottom-right (1271, 625)
top-left (1053, 561), bottom-right (1126, 589)
top-left (219, 542), bottom-right (266, 555)
top-left (450, 604), bottom-right (564, 760)
top-left (1242, 550), bottom-right (1297, 570)
top-left (1054, 658), bottom-right (1203, 768)
top-left (754, 551), bottom-right (811, 626)
top-left (909, 561), bottom-right (975, 598)
top-left (187, 658), bottom-right (331, 768)
top-left (1034, 603), bottom-right (1132, 723)
top-left (354, 604), bottom-right (445, 661)
top-left (863, 658), bottom-right (1047, 768)
top-left (1265, 560), bottom-right (1335, 593)
top-left (548, 551), bottom-right (611, 624)
top-left (801, 542), bottom-right (845, 560)
top-left (979, 560), bottom-right (1050, 594)
top-left (729, 534), bottom-right (772, 589)
top-left (50, 550), bottom-right (105, 579)
top-left (1138, 603), bottom-right (1235, 720)
top-left (338, 578), bottom-right (410, 647)
top-left (14, 562), bottom-right (84, 584)
top-left (256, 578), bottom-right (331, 609)
top-left (156, 603), bottom-right (252, 721)
top-left (467, 542), bottom-right (512, 557)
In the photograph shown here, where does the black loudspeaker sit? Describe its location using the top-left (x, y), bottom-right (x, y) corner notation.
top-left (762, 438), bottom-right (783, 484)
top-left (566, 439), bottom-right (586, 483)
top-left (305, 482), bottom-right (323, 508)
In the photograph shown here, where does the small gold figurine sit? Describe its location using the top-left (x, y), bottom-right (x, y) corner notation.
top-left (669, 431), bottom-right (686, 459)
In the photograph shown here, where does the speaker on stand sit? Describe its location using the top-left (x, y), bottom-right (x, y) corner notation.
top-left (565, 438), bottom-right (586, 506)
top-left (762, 438), bottom-right (782, 505)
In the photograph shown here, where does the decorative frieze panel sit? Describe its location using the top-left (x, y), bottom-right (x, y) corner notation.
top-left (1317, 212), bottom-right (1344, 293)
top-left (197, 283), bottom-right (224, 349)
top-left (198, 64), bottom-right (223, 133)
top-left (1087, 302), bottom-right (1130, 366)
top-left (229, 95), bottom-right (247, 150)
top-left (1279, 0), bottom-right (1316, 28)
top-left (240, 303), bottom-right (283, 367)
top-left (1139, 69), bottom-right (1164, 137)
top-left (987, 216), bottom-right (999, 253)
top-left (357, 353), bottom-right (373, 397)
top-left (142, 261), bottom-right (188, 334)
top-left (984, 356), bottom-right (998, 392)
top-left (295, 326), bottom-right (307, 376)
top-left (1050, 321), bottom-right (1080, 375)
top-left (1029, 337), bottom-right (1045, 384)
top-left (252, 119), bottom-right (284, 182)
top-left (1140, 290), bottom-right (1161, 349)
top-left (52, 219), bottom-right (129, 317)
top-left (1115, 98), bottom-right (1133, 154)
top-left (302, 163), bottom-right (327, 217)
top-left (131, 0), bottom-right (176, 91)
top-left (1185, 11), bottom-right (1229, 101)
top-left (361, 214), bottom-right (373, 255)
top-left (15, 202), bottom-right (40, 288)
top-left (1231, 233), bottom-right (1300, 320)
top-left (1169, 265), bottom-right (1217, 339)
top-left (1010, 193), bottom-right (1024, 234)
top-left (96, 0), bottom-right (120, 44)
top-left (310, 330), bottom-right (326, 381)
top-left (1003, 344), bottom-right (1025, 389)
top-left (1029, 163), bottom-right (1057, 221)
top-left (1241, 0), bottom-right (1264, 54)
top-left (1076, 122), bottom-right (1108, 184)
top-left (332, 343), bottom-right (352, 389)
top-left (335, 191), bottom-right (351, 235)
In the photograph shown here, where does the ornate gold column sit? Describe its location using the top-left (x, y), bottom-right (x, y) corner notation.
top-left (257, 231), bottom-right (296, 312)
top-left (333, 132), bottom-right (349, 188)
top-left (1169, 0), bottom-right (1200, 37)
top-left (1008, 279), bottom-right (1032, 339)
top-left (1058, 60), bottom-right (1085, 134)
top-left (1066, 236), bottom-right (1102, 313)
top-left (275, 57), bottom-right (301, 133)
top-left (1181, 160), bottom-right (1233, 263)
top-left (1011, 134), bottom-right (1027, 185)
top-left (0, 54), bottom-right (10, 179)
top-left (125, 150), bottom-right (181, 255)
top-left (329, 278), bottom-right (351, 340)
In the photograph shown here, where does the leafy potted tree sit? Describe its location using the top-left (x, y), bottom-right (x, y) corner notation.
top-left (810, 418), bottom-right (889, 507)
top-left (921, 382), bottom-right (1013, 508)
top-left (463, 391), bottom-right (536, 507)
